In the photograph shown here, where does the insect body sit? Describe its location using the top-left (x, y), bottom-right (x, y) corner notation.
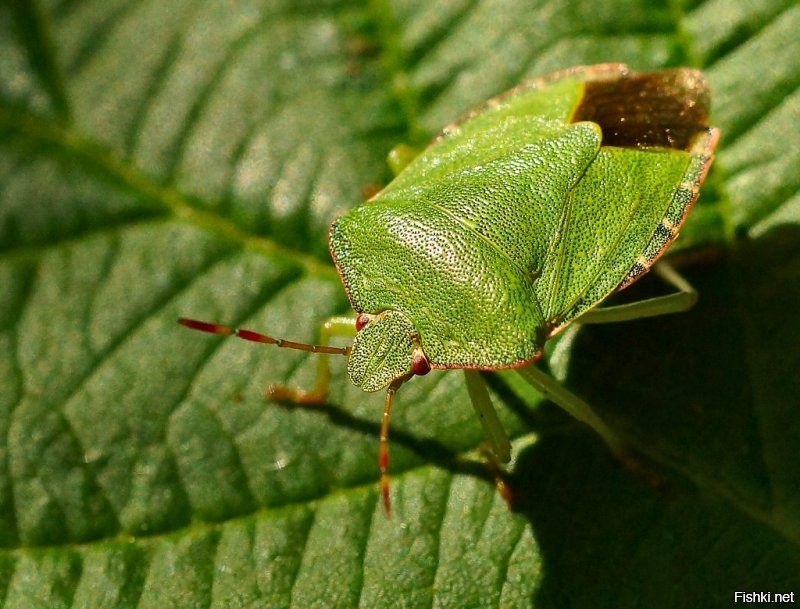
top-left (181, 64), bottom-right (719, 513)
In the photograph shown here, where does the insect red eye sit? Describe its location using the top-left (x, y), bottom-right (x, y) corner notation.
top-left (411, 351), bottom-right (431, 376)
top-left (355, 313), bottom-right (371, 331)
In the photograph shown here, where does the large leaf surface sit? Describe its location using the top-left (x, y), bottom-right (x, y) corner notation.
top-left (0, 0), bottom-right (798, 607)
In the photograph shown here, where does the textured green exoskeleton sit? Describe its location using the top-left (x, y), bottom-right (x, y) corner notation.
top-left (180, 64), bottom-right (719, 513)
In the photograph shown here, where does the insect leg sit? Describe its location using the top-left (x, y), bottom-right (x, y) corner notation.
top-left (463, 370), bottom-right (511, 464)
top-left (267, 315), bottom-right (357, 404)
top-left (463, 370), bottom-right (514, 504)
top-left (386, 144), bottom-right (423, 176)
top-left (578, 262), bottom-right (697, 324)
top-left (515, 364), bottom-right (625, 458)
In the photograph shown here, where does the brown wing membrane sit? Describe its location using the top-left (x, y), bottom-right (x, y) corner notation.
top-left (572, 69), bottom-right (711, 151)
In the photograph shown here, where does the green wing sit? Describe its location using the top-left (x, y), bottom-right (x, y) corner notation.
top-left (536, 145), bottom-right (694, 332)
top-left (331, 64), bottom-right (715, 366)
top-left (381, 72), bottom-right (589, 196)
top-left (330, 117), bottom-right (602, 368)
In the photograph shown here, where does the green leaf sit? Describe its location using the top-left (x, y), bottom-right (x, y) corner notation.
top-left (1, 0), bottom-right (798, 607)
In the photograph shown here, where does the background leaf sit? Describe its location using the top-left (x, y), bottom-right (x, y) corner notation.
top-left (1, 0), bottom-right (798, 607)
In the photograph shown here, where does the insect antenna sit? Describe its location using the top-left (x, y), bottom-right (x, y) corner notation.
top-left (178, 317), bottom-right (351, 356)
top-left (380, 377), bottom-right (407, 516)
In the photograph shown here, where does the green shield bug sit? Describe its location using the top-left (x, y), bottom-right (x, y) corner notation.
top-left (180, 63), bottom-right (719, 514)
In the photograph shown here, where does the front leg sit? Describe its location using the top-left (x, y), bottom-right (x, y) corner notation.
top-left (267, 315), bottom-right (357, 404)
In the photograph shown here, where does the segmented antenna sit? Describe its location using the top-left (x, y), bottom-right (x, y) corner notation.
top-left (380, 378), bottom-right (406, 516)
top-left (180, 316), bottom-right (408, 516)
top-left (178, 318), bottom-right (351, 355)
